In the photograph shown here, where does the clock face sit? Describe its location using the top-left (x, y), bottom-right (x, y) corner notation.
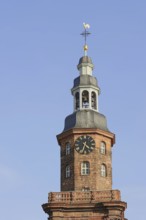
top-left (75, 135), bottom-right (95, 154)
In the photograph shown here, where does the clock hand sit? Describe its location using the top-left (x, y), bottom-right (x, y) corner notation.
top-left (83, 142), bottom-right (86, 147)
top-left (84, 143), bottom-right (90, 149)
top-left (81, 142), bottom-right (86, 152)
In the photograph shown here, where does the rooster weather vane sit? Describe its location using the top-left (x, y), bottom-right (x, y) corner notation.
top-left (80, 23), bottom-right (91, 56)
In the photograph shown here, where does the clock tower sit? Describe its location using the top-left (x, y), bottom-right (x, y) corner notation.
top-left (42, 24), bottom-right (127, 220)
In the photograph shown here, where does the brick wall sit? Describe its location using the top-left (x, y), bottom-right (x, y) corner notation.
top-left (58, 128), bottom-right (114, 191)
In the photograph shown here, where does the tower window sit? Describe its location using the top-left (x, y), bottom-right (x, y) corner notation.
top-left (91, 91), bottom-right (97, 110)
top-left (101, 164), bottom-right (107, 177)
top-left (82, 90), bottom-right (89, 108)
top-left (100, 142), bottom-right (106, 154)
top-left (75, 92), bottom-right (80, 110)
top-left (66, 165), bottom-right (71, 178)
top-left (81, 161), bottom-right (90, 175)
top-left (66, 142), bottom-right (71, 155)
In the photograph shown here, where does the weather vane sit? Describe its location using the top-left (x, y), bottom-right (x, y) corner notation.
top-left (81, 23), bottom-right (91, 56)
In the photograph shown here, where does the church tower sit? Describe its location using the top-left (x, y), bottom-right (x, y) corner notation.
top-left (42, 24), bottom-right (127, 220)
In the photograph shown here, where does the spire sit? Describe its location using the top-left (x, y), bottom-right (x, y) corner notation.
top-left (70, 24), bottom-right (100, 113)
top-left (79, 24), bottom-right (93, 76)
top-left (81, 23), bottom-right (91, 56)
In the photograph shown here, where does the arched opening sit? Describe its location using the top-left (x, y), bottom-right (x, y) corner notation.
top-left (66, 142), bottom-right (71, 155)
top-left (91, 91), bottom-right (97, 110)
top-left (100, 142), bottom-right (106, 154)
top-left (66, 165), bottom-right (71, 178)
top-left (75, 92), bottom-right (79, 110)
top-left (81, 161), bottom-right (90, 175)
top-left (82, 90), bottom-right (89, 108)
top-left (101, 164), bottom-right (107, 177)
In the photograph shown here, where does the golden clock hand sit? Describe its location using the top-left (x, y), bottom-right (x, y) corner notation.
top-left (81, 142), bottom-right (86, 152)
top-left (82, 145), bottom-right (85, 152)
top-left (83, 142), bottom-right (86, 146)
top-left (83, 142), bottom-right (90, 149)
top-left (85, 144), bottom-right (90, 149)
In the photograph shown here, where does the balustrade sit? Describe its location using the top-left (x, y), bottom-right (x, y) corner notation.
top-left (48, 190), bottom-right (120, 203)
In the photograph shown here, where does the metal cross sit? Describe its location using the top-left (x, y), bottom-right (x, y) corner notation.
top-left (80, 23), bottom-right (91, 45)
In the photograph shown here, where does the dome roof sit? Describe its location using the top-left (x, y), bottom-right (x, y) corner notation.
top-left (63, 110), bottom-right (109, 132)
top-left (78, 56), bottom-right (93, 65)
top-left (77, 56), bottom-right (94, 71)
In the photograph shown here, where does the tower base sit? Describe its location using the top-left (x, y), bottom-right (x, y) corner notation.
top-left (42, 190), bottom-right (127, 220)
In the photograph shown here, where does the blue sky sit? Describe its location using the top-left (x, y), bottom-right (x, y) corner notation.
top-left (0, 1), bottom-right (146, 219)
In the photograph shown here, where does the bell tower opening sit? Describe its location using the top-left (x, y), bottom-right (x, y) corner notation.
top-left (82, 90), bottom-right (89, 108)
top-left (75, 92), bottom-right (80, 110)
top-left (91, 91), bottom-right (97, 110)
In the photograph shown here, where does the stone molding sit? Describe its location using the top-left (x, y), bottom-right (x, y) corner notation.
top-left (104, 218), bottom-right (121, 220)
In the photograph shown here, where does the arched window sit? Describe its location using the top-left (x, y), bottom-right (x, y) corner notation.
top-left (100, 142), bottom-right (106, 154)
top-left (75, 92), bottom-right (79, 110)
top-left (66, 142), bottom-right (71, 155)
top-left (81, 161), bottom-right (90, 175)
top-left (82, 90), bottom-right (89, 108)
top-left (101, 164), bottom-right (107, 177)
top-left (66, 165), bottom-right (71, 178)
top-left (91, 91), bottom-right (97, 110)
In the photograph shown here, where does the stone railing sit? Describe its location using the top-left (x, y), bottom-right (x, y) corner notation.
top-left (48, 190), bottom-right (121, 204)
